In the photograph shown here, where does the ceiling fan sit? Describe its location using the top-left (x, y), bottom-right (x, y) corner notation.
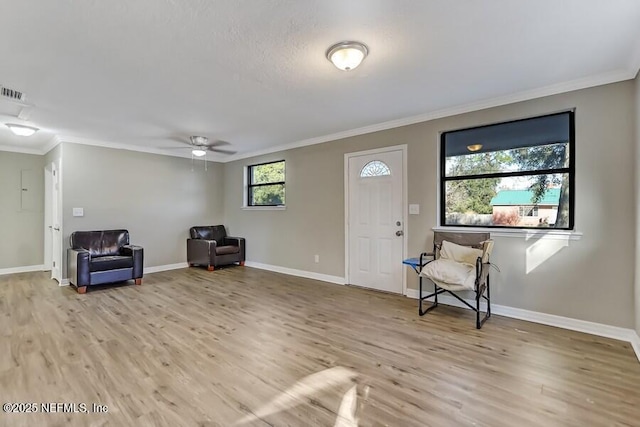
top-left (178, 135), bottom-right (237, 156)
top-left (163, 135), bottom-right (237, 171)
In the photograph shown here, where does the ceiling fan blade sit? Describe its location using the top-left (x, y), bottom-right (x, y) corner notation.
top-left (168, 136), bottom-right (189, 144)
top-left (209, 139), bottom-right (231, 147)
top-left (209, 147), bottom-right (237, 155)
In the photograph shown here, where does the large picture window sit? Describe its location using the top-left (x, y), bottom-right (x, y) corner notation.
top-left (440, 111), bottom-right (574, 229)
top-left (247, 160), bottom-right (285, 206)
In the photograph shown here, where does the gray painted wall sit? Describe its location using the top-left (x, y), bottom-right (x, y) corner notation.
top-left (0, 151), bottom-right (45, 269)
top-left (223, 81), bottom-right (636, 328)
top-left (60, 143), bottom-right (224, 276)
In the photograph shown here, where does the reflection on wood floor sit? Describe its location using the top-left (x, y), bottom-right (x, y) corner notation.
top-left (1, 266), bottom-right (639, 426)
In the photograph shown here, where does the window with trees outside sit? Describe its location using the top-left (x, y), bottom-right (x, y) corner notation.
top-left (247, 160), bottom-right (285, 206)
top-left (440, 111), bottom-right (574, 229)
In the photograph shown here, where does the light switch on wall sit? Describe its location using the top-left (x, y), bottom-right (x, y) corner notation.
top-left (72, 207), bottom-right (84, 217)
top-left (409, 204), bottom-right (420, 215)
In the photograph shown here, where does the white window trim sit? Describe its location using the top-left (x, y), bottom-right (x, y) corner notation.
top-left (241, 206), bottom-right (286, 211)
top-left (432, 226), bottom-right (582, 241)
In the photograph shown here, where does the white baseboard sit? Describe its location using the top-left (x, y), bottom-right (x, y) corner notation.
top-left (0, 264), bottom-right (45, 276)
top-left (244, 261), bottom-right (345, 285)
top-left (406, 289), bottom-right (640, 362)
top-left (631, 332), bottom-right (640, 362)
top-left (59, 279), bottom-right (69, 286)
top-left (144, 262), bottom-right (189, 274)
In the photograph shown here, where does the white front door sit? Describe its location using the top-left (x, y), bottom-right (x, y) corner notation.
top-left (347, 149), bottom-right (404, 293)
top-left (51, 162), bottom-right (62, 283)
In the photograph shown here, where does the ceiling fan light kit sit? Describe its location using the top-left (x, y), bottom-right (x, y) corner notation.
top-left (192, 149), bottom-right (207, 157)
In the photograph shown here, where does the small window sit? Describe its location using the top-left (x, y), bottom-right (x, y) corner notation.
top-left (440, 111), bottom-right (574, 229)
top-left (360, 160), bottom-right (391, 177)
top-left (519, 206), bottom-right (539, 217)
top-left (247, 160), bottom-right (285, 206)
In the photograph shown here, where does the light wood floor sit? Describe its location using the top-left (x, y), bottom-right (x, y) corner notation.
top-left (1, 267), bottom-right (639, 427)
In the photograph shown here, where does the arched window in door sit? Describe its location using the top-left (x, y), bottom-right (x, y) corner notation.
top-left (360, 160), bottom-right (391, 177)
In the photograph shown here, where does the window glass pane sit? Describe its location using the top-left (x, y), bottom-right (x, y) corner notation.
top-left (445, 142), bottom-right (569, 177)
top-left (360, 160), bottom-right (391, 177)
top-left (443, 113), bottom-right (570, 157)
top-left (444, 173), bottom-right (569, 228)
top-left (251, 161), bottom-right (285, 184)
top-left (249, 184), bottom-right (285, 206)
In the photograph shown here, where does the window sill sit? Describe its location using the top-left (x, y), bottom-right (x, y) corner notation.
top-left (241, 206), bottom-right (286, 211)
top-left (432, 226), bottom-right (582, 241)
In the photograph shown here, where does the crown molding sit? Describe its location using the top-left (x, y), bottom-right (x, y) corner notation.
top-left (223, 68), bottom-right (636, 163)
top-left (1, 67), bottom-right (636, 162)
top-left (56, 135), bottom-right (228, 163)
top-left (0, 144), bottom-right (43, 155)
top-left (41, 135), bottom-right (63, 155)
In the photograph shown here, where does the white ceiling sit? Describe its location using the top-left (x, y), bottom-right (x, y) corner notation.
top-left (1, 0), bottom-right (639, 161)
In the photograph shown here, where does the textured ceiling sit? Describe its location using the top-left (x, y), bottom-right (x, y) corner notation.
top-left (1, 0), bottom-right (639, 160)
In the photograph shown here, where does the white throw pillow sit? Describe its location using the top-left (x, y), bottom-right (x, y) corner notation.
top-left (420, 259), bottom-right (476, 290)
top-left (440, 240), bottom-right (483, 266)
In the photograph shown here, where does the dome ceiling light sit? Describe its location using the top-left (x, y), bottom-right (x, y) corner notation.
top-left (326, 41), bottom-right (369, 71)
top-left (5, 123), bottom-right (39, 137)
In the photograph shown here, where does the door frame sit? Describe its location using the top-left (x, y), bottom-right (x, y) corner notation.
top-left (344, 144), bottom-right (408, 295)
top-left (50, 159), bottom-right (63, 284)
top-left (44, 165), bottom-right (52, 270)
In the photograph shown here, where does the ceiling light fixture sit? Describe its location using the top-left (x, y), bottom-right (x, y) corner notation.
top-left (192, 149), bottom-right (207, 157)
top-left (5, 123), bottom-right (39, 137)
top-left (467, 144), bottom-right (483, 152)
top-left (326, 41), bottom-right (368, 71)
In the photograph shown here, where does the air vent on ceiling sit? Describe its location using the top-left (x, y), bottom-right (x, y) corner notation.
top-left (0, 86), bottom-right (26, 102)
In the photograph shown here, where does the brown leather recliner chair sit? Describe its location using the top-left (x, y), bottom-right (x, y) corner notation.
top-left (67, 229), bottom-right (144, 294)
top-left (187, 225), bottom-right (245, 271)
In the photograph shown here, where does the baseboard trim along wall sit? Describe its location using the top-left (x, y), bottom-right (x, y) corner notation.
top-left (0, 264), bottom-right (45, 276)
top-left (144, 262), bottom-right (189, 275)
top-left (631, 332), bottom-right (640, 362)
top-left (405, 289), bottom-right (640, 363)
top-left (244, 261), bottom-right (345, 285)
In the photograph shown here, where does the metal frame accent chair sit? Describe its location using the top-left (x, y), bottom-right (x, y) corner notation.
top-left (418, 231), bottom-right (494, 329)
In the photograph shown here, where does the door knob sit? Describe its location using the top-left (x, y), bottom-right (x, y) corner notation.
top-left (395, 230), bottom-right (404, 236)
top-left (53, 227), bottom-right (60, 231)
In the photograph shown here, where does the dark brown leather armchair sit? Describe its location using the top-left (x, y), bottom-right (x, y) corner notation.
top-left (67, 229), bottom-right (144, 294)
top-left (187, 225), bottom-right (245, 271)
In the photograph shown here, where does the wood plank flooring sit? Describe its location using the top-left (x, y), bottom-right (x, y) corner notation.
top-left (1, 267), bottom-right (639, 427)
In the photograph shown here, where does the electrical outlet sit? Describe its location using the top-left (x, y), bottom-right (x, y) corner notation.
top-left (314, 254), bottom-right (320, 263)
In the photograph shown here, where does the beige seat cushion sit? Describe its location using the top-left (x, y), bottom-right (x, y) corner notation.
top-left (420, 259), bottom-right (476, 290)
